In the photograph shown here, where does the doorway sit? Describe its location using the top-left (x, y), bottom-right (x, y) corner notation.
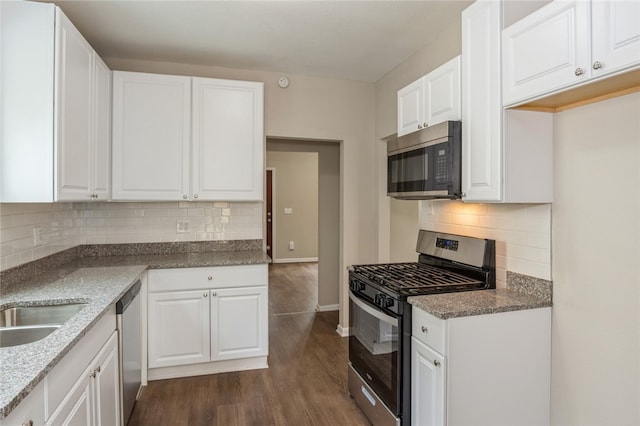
top-left (266, 138), bottom-right (341, 313)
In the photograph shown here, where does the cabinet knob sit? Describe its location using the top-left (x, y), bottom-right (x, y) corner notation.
top-left (208, 275), bottom-right (213, 280)
top-left (421, 326), bottom-right (428, 333)
top-left (21, 421), bottom-right (33, 426)
top-left (592, 61), bottom-right (602, 70)
top-left (212, 292), bottom-right (217, 297)
top-left (194, 194), bottom-right (199, 199)
top-left (418, 124), bottom-right (423, 129)
top-left (183, 194), bottom-right (188, 199)
top-left (423, 122), bottom-right (428, 128)
top-left (204, 293), bottom-right (208, 297)
top-left (433, 360), bottom-right (441, 367)
top-left (574, 67), bottom-right (584, 76)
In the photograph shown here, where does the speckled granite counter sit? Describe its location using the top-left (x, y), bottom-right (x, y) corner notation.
top-left (0, 265), bottom-right (147, 419)
top-left (408, 288), bottom-right (552, 320)
top-left (0, 245), bottom-right (269, 419)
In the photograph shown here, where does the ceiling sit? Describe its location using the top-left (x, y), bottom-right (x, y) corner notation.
top-left (46, 0), bottom-right (472, 83)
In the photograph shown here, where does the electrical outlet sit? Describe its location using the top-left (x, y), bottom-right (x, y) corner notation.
top-left (289, 240), bottom-right (295, 251)
top-left (284, 208), bottom-right (293, 214)
top-left (176, 219), bottom-right (190, 233)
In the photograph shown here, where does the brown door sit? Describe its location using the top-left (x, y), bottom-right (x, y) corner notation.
top-left (266, 169), bottom-right (273, 259)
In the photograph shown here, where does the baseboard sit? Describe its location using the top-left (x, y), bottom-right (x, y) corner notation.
top-left (316, 304), bottom-right (339, 312)
top-left (272, 257), bottom-right (318, 264)
top-left (148, 356), bottom-right (268, 381)
top-left (336, 324), bottom-right (349, 337)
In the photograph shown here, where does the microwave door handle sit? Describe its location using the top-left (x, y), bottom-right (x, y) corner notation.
top-left (349, 292), bottom-right (399, 327)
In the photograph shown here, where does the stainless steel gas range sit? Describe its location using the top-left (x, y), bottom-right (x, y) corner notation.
top-left (348, 230), bottom-right (496, 426)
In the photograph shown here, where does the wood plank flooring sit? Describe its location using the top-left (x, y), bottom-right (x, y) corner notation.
top-left (129, 263), bottom-right (369, 426)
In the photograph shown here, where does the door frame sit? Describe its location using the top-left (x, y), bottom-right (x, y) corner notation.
top-left (266, 167), bottom-right (276, 261)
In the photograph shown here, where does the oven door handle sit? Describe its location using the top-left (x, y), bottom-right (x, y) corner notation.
top-left (349, 291), bottom-right (398, 327)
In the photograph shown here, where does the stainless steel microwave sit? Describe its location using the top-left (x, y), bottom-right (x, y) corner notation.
top-left (387, 121), bottom-right (461, 200)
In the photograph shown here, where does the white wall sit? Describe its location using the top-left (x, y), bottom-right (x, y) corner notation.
top-left (551, 92), bottom-right (640, 425)
top-left (266, 151), bottom-right (319, 261)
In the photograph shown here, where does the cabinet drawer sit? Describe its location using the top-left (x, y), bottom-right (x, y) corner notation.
top-left (148, 264), bottom-right (267, 292)
top-left (412, 306), bottom-right (446, 355)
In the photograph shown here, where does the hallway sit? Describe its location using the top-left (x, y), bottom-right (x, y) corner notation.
top-left (129, 263), bottom-right (368, 426)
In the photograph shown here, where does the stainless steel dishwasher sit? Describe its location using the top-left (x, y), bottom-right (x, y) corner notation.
top-left (116, 279), bottom-right (142, 425)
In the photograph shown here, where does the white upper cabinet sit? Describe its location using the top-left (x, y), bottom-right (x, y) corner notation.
top-left (424, 56), bottom-right (461, 128)
top-left (55, 8), bottom-right (94, 201)
top-left (502, 0), bottom-right (590, 106)
top-left (591, 0), bottom-right (640, 77)
top-left (0, 2), bottom-right (112, 202)
top-left (503, 0), bottom-right (640, 106)
top-left (462, 0), bottom-right (503, 202)
top-left (397, 79), bottom-right (425, 137)
top-left (93, 56), bottom-right (112, 200)
top-left (112, 73), bottom-right (264, 201)
top-left (397, 56), bottom-right (461, 137)
top-left (112, 72), bottom-right (191, 201)
top-left (462, 0), bottom-right (553, 203)
top-left (192, 78), bottom-right (264, 201)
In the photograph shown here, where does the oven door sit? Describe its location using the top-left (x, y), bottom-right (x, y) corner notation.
top-left (349, 290), bottom-right (401, 414)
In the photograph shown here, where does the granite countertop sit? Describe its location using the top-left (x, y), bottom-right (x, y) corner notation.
top-left (408, 288), bottom-right (552, 320)
top-left (0, 247), bottom-right (269, 419)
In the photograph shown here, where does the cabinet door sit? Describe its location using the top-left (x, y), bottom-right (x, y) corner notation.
top-left (192, 78), bottom-right (264, 201)
top-left (397, 78), bottom-right (424, 137)
top-left (112, 72), bottom-right (191, 200)
top-left (54, 7), bottom-right (93, 201)
top-left (93, 332), bottom-right (120, 426)
top-left (148, 290), bottom-right (210, 368)
top-left (461, 0), bottom-right (503, 202)
top-left (424, 56), bottom-right (460, 127)
top-left (210, 286), bottom-right (268, 361)
top-left (93, 55), bottom-right (111, 201)
top-left (46, 368), bottom-right (93, 426)
top-left (591, 0), bottom-right (640, 78)
top-left (411, 337), bottom-right (445, 426)
top-left (502, 0), bottom-right (591, 106)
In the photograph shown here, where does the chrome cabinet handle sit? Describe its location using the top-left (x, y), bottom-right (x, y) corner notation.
top-left (434, 360), bottom-right (441, 367)
top-left (194, 194), bottom-right (198, 199)
top-left (182, 194), bottom-right (188, 199)
top-left (203, 293), bottom-right (208, 297)
top-left (592, 61), bottom-right (602, 70)
top-left (423, 122), bottom-right (428, 128)
top-left (208, 275), bottom-right (213, 280)
top-left (211, 292), bottom-right (217, 297)
top-left (421, 326), bottom-right (428, 333)
top-left (418, 124), bottom-right (423, 129)
top-left (22, 421), bottom-right (33, 426)
top-left (574, 67), bottom-right (584, 76)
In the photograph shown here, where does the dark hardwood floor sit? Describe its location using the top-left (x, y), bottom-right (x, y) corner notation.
top-left (129, 263), bottom-right (369, 426)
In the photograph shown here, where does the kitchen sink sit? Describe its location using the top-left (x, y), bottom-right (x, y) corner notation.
top-left (0, 303), bottom-right (88, 348)
top-left (0, 303), bottom-right (87, 327)
top-left (0, 325), bottom-right (61, 348)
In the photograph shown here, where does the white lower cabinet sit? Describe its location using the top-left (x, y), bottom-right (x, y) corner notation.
top-left (0, 381), bottom-right (45, 426)
top-left (411, 337), bottom-right (445, 426)
top-left (147, 265), bottom-right (269, 379)
top-left (210, 286), bottom-right (268, 361)
top-left (148, 290), bottom-right (211, 368)
top-left (411, 306), bottom-right (551, 426)
top-left (47, 330), bottom-right (120, 426)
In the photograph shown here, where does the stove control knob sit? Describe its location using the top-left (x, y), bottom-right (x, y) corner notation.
top-left (358, 282), bottom-right (365, 291)
top-left (384, 298), bottom-right (394, 308)
top-left (375, 293), bottom-right (389, 308)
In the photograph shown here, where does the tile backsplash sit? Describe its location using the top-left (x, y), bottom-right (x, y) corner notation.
top-left (420, 201), bottom-right (551, 287)
top-left (0, 201), bottom-right (262, 271)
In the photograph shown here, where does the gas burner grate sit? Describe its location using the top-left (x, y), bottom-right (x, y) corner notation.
top-left (352, 262), bottom-right (483, 292)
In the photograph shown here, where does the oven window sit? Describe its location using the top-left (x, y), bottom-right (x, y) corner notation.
top-left (349, 294), bottom-right (399, 414)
